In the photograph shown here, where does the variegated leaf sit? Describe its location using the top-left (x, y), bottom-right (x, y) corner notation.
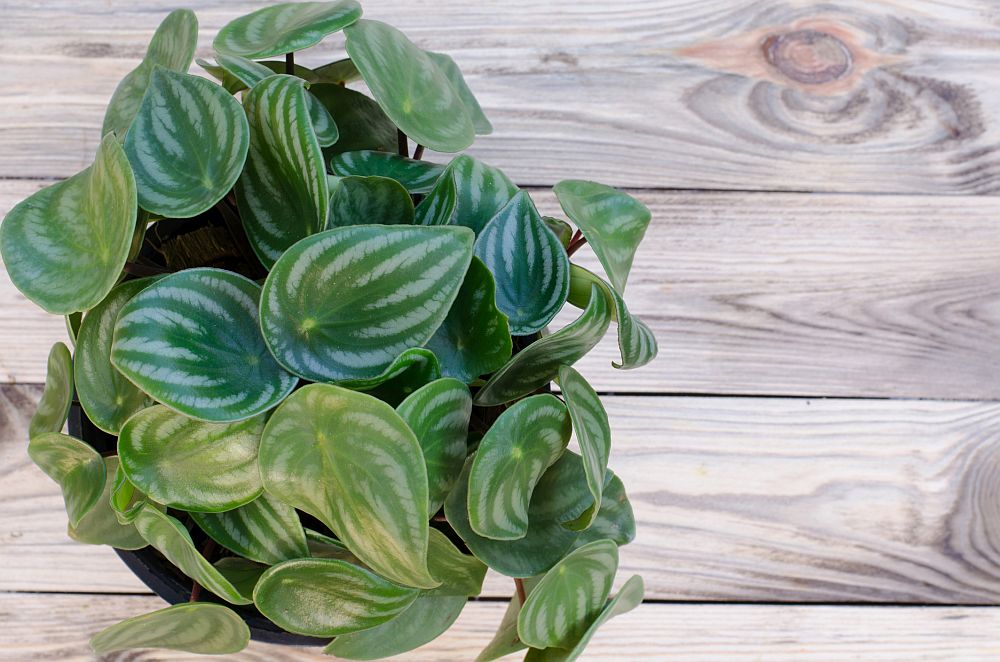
top-left (352, 348), bottom-right (441, 407)
top-left (0, 133), bottom-right (137, 314)
top-left (68, 456), bottom-right (147, 550)
top-left (558, 365), bottom-right (611, 530)
top-left (417, 155), bottom-right (518, 234)
top-left (413, 172), bottom-right (457, 227)
top-left (111, 268), bottom-right (298, 422)
top-left (330, 151), bottom-right (446, 194)
top-left (344, 20), bottom-right (474, 153)
top-left (426, 527), bottom-right (487, 597)
top-left (29, 342), bottom-right (73, 438)
top-left (27, 432), bottom-right (105, 528)
top-left (311, 84), bottom-right (398, 156)
top-left (110, 463), bottom-right (150, 524)
top-left (469, 395), bottom-right (572, 540)
top-left (259, 384), bottom-right (439, 588)
top-left (260, 225), bottom-right (473, 383)
top-left (329, 176), bottom-right (414, 226)
top-left (253, 557), bottom-right (419, 636)
top-left (427, 51), bottom-right (492, 135)
top-left (306, 529), bottom-right (362, 563)
top-left (90, 602), bottom-right (249, 655)
top-left (572, 471), bottom-right (636, 549)
top-left (314, 58), bottom-right (362, 85)
top-left (191, 493), bottom-right (308, 564)
top-left (214, 1), bottom-right (362, 59)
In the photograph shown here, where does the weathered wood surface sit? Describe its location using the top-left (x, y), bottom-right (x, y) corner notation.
top-left (2, 1), bottom-right (1000, 191)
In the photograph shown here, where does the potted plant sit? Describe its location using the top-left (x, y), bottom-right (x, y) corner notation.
top-left (1, 2), bottom-right (657, 659)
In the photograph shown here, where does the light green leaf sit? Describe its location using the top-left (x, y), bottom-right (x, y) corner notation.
top-left (68, 456), bottom-right (147, 550)
top-left (543, 216), bottom-right (574, 248)
top-left (213, 557), bottom-right (268, 600)
top-left (196, 58), bottom-right (245, 94)
top-left (0, 133), bottom-right (137, 314)
top-left (345, 20), bottom-right (474, 153)
top-left (29, 342), bottom-right (73, 438)
top-left (253, 557), bottom-right (419, 637)
top-left (90, 602), bottom-right (249, 655)
top-left (259, 384), bottom-right (439, 588)
top-left (214, 1), bottom-right (362, 59)
top-left (260, 225), bottom-right (473, 383)
top-left (558, 365), bottom-right (611, 530)
top-left (110, 462), bottom-right (153, 524)
top-left (469, 395), bottom-right (572, 540)
top-left (192, 493), bottom-right (308, 564)
top-left (111, 268), bottom-right (298, 422)
top-left (572, 471), bottom-right (636, 549)
top-left (553, 180), bottom-right (652, 294)
top-left (330, 151), bottom-right (446, 194)
top-left (475, 589), bottom-right (528, 662)
top-left (314, 58), bottom-right (362, 85)
top-left (311, 84), bottom-right (398, 156)
top-left (427, 51), bottom-right (492, 135)
top-left (27, 432), bottom-right (105, 528)
top-left (65, 312), bottom-right (83, 347)
top-left (417, 155), bottom-right (518, 234)
top-left (329, 176), bottom-right (414, 226)
top-left (306, 529), bottom-right (361, 563)
top-left (426, 528), bottom-right (487, 597)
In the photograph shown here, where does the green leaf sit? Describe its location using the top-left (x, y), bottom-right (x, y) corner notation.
top-left (27, 433), bottom-right (105, 528)
top-left (0, 133), bottom-right (137, 314)
top-left (65, 312), bottom-right (83, 347)
top-left (260, 225), bottom-right (473, 383)
top-left (329, 176), bottom-right (415, 226)
top-left (330, 151), bottom-right (446, 194)
top-left (426, 528), bottom-right (487, 597)
top-left (352, 348), bottom-right (441, 406)
top-left (237, 75), bottom-right (330, 268)
top-left (214, 1), bottom-right (362, 59)
top-left (213, 557), bottom-right (268, 600)
top-left (311, 84), bottom-right (398, 156)
top-left (474, 284), bottom-right (611, 406)
top-left (543, 216), bottom-right (574, 248)
top-left (29, 342), bottom-right (73, 438)
top-left (90, 602), bottom-right (249, 655)
top-left (418, 155), bottom-right (518, 234)
top-left (553, 180), bottom-right (652, 294)
top-left (118, 405), bottom-right (265, 512)
top-left (427, 51), bottom-right (492, 135)
top-left (425, 256), bottom-right (512, 383)
top-left (517, 539), bottom-right (618, 649)
top-left (558, 365), bottom-right (611, 530)
top-left (475, 191), bottom-right (570, 335)
top-left (110, 463), bottom-right (153, 524)
top-left (133, 505), bottom-right (251, 604)
top-left (259, 384), bottom-right (439, 588)
top-left (469, 395), bottom-right (572, 540)
top-left (413, 173), bottom-right (457, 227)
top-left (306, 529), bottom-right (362, 563)
top-left (253, 557), bottom-right (419, 637)
top-left (68, 456), bottom-right (147, 550)
top-left (345, 20), bottom-right (475, 153)
top-left (572, 471), bottom-right (636, 549)
top-left (314, 58), bottom-right (362, 85)
top-left (111, 268), bottom-right (298, 422)
top-left (475, 589), bottom-right (528, 662)
top-left (191, 493), bottom-right (308, 564)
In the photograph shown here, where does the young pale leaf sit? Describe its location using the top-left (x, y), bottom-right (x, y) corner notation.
top-left (345, 20), bottom-right (475, 153)
top-left (260, 225), bottom-right (473, 383)
top-left (311, 84), bottom-right (398, 156)
top-left (475, 191), bottom-right (570, 335)
top-left (27, 433), bottom-right (105, 528)
top-left (474, 284), bottom-right (611, 406)
top-left (426, 51), bottom-right (492, 135)
top-left (396, 378), bottom-right (472, 513)
top-left (259, 384), bottom-right (439, 588)
top-left (426, 528), bottom-right (487, 597)
top-left (29, 342), bottom-right (73, 438)
top-left (418, 155), bottom-right (518, 234)
top-left (517, 539), bottom-right (618, 649)
top-left (469, 395), bottom-right (572, 540)
top-left (90, 602), bottom-right (250, 655)
top-left (329, 176), bottom-right (415, 226)
top-left (118, 405), bottom-right (265, 512)
top-left (110, 463), bottom-right (155, 524)
top-left (553, 180), bottom-right (652, 294)
top-left (111, 268), bottom-right (297, 422)
top-left (253, 558), bottom-right (419, 637)
top-left (314, 58), bottom-right (362, 84)
top-left (572, 471), bottom-right (636, 549)
top-left (330, 151), bottom-right (446, 194)
top-left (191, 493), bottom-right (308, 564)
top-left (0, 133), bottom-right (136, 314)
top-left (237, 75), bottom-right (330, 268)
top-left (558, 365), bottom-right (611, 530)
top-left (543, 216), bottom-right (574, 248)
top-left (214, 1), bottom-right (362, 59)
top-left (68, 457), bottom-right (147, 550)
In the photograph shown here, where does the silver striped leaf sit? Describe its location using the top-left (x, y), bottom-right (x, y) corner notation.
top-left (311, 84), bottom-right (399, 157)
top-left (213, 557), bottom-right (267, 601)
top-left (123, 68), bottom-right (249, 218)
top-left (236, 75), bottom-right (330, 268)
top-left (413, 172), bottom-right (457, 226)
top-left (328, 175), bottom-right (415, 227)
top-left (260, 225), bottom-right (473, 383)
top-left (258, 384), bottom-right (439, 589)
top-left (571, 471), bottom-right (636, 550)
top-left (29, 342), bottom-right (73, 438)
top-left (0, 133), bottom-right (137, 314)
top-left (214, 1), bottom-right (362, 59)
top-left (253, 557), bottom-right (420, 637)
top-left (427, 51), bottom-right (493, 135)
top-left (558, 365), bottom-right (611, 530)
top-left (27, 432), bottom-right (105, 528)
top-left (68, 456), bottom-right (147, 550)
top-left (475, 191), bottom-right (570, 335)
top-left (330, 150), bottom-right (446, 194)
top-left (111, 268), bottom-right (298, 423)
top-left (517, 539), bottom-right (618, 649)
top-left (417, 155), bottom-right (518, 234)
top-left (474, 284), bottom-right (611, 406)
top-left (90, 602), bottom-right (250, 655)
top-left (426, 527), bottom-right (487, 597)
top-left (350, 348), bottom-right (441, 407)
top-left (553, 180), bottom-right (652, 295)
top-left (118, 405), bottom-right (266, 513)
top-left (344, 20), bottom-right (475, 153)
top-left (191, 493), bottom-right (308, 565)
top-left (468, 395), bottom-right (572, 540)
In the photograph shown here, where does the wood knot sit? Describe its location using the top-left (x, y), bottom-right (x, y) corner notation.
top-left (763, 30), bottom-right (853, 85)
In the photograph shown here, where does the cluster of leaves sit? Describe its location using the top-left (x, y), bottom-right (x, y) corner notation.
top-left (2, 2), bottom-right (656, 660)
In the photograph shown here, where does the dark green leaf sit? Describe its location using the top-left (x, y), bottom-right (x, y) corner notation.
top-left (68, 456), bottom-right (147, 550)
top-left (330, 151), bottom-right (446, 194)
top-left (418, 155), bottom-right (518, 234)
top-left (29, 342), bottom-right (73, 438)
top-left (313, 58), bottom-right (362, 85)
top-left (90, 603), bottom-right (250, 655)
top-left (213, 1), bottom-right (363, 59)
top-left (353, 348), bottom-right (441, 406)
top-left (28, 432), bottom-right (105, 528)
top-left (329, 176), bottom-right (414, 226)
top-left (65, 312), bottom-right (83, 347)
top-left (311, 84), bottom-right (398, 156)
top-left (192, 493), bottom-right (308, 564)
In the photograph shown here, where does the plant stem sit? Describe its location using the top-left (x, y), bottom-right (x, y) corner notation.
top-left (397, 129), bottom-right (408, 157)
top-left (412, 144), bottom-right (425, 160)
top-left (285, 51), bottom-right (295, 75)
top-left (190, 539), bottom-right (217, 602)
top-left (514, 578), bottom-right (527, 604)
top-left (566, 230), bottom-right (588, 257)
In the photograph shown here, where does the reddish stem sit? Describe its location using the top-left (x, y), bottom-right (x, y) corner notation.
top-left (514, 578), bottom-right (527, 604)
top-left (285, 52), bottom-right (295, 75)
top-left (412, 144), bottom-right (425, 160)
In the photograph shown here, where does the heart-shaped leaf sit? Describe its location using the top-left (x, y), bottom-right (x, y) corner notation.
top-left (396, 378), bottom-right (472, 513)
top-left (111, 268), bottom-right (298, 422)
top-left (426, 527), bottom-right (487, 596)
top-left (553, 180), bottom-right (652, 294)
top-left (191, 493), bottom-right (308, 564)
top-left (345, 20), bottom-right (474, 153)
top-left (417, 155), bottom-right (518, 234)
top-left (90, 602), bottom-right (250, 655)
top-left (260, 225), bottom-right (473, 383)
top-left (330, 151), bottom-right (446, 194)
top-left (311, 84), bottom-right (398, 156)
top-left (0, 133), bottom-right (136, 314)
top-left (314, 58), bottom-right (362, 85)
top-left (558, 365), bottom-right (611, 530)
top-left (237, 75), bottom-right (330, 267)
top-left (253, 557), bottom-right (419, 636)
top-left (68, 456), bottom-right (147, 550)
top-left (214, 0), bottom-right (362, 58)
top-left (118, 405), bottom-right (265, 512)
top-left (475, 191), bottom-right (570, 335)
top-left (329, 176), bottom-right (415, 226)
top-left (426, 51), bottom-right (492, 135)
top-left (29, 342), bottom-right (73, 438)
top-left (571, 471), bottom-right (635, 549)
top-left (469, 395), bottom-right (572, 540)
top-left (259, 384), bottom-right (439, 588)
top-left (27, 433), bottom-right (105, 528)
top-left (474, 284), bottom-right (611, 406)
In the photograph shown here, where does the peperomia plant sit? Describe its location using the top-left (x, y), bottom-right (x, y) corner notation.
top-left (1, 2), bottom-right (656, 659)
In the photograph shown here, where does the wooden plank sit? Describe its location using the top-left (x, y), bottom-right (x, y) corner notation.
top-left (3, 592), bottom-right (1000, 661)
top-left (2, 1), bottom-right (1000, 191)
top-left (7, 385), bottom-right (1000, 603)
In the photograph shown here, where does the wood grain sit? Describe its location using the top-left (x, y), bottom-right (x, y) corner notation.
top-left (2, 1), bottom-right (1000, 191)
